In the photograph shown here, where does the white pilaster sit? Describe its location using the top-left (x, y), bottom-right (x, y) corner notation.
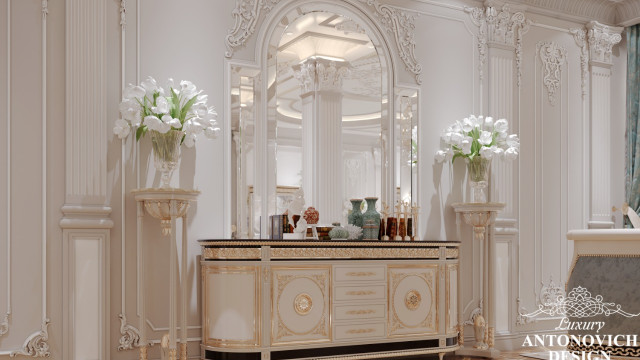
top-left (586, 21), bottom-right (622, 229)
top-left (294, 60), bottom-right (348, 224)
top-left (61, 0), bottom-right (112, 359)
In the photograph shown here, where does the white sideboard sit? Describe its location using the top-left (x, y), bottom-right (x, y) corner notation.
top-left (199, 240), bottom-right (460, 360)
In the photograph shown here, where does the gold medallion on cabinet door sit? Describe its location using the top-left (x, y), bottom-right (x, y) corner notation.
top-left (294, 293), bottom-right (313, 315)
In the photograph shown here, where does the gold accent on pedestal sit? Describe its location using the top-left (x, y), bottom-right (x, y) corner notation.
top-left (488, 326), bottom-right (495, 348)
top-left (404, 290), bottom-right (421, 311)
top-left (294, 293), bottom-right (313, 315)
top-left (179, 343), bottom-right (187, 360)
top-left (169, 348), bottom-right (177, 360)
top-left (139, 345), bottom-right (148, 360)
top-left (458, 325), bottom-right (464, 345)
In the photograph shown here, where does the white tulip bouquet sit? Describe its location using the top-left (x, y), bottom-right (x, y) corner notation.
top-left (113, 76), bottom-right (220, 147)
top-left (434, 115), bottom-right (519, 163)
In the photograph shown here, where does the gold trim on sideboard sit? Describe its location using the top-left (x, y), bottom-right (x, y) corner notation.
top-left (270, 247), bottom-right (440, 260)
top-left (202, 247), bottom-right (262, 260)
top-left (200, 240), bottom-right (460, 247)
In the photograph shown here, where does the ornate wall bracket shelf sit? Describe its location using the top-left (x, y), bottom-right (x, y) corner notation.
top-left (132, 188), bottom-right (199, 360)
top-left (452, 202), bottom-right (504, 359)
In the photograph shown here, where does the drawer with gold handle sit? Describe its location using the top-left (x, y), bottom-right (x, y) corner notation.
top-left (334, 322), bottom-right (385, 340)
top-left (334, 303), bottom-right (385, 321)
top-left (334, 285), bottom-right (386, 301)
top-left (334, 266), bottom-right (385, 283)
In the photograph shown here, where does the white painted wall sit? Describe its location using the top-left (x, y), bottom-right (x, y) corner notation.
top-left (0, 0), bottom-right (630, 359)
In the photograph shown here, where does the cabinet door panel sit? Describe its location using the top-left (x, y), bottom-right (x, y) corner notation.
top-left (271, 267), bottom-right (331, 346)
top-left (388, 266), bottom-right (438, 337)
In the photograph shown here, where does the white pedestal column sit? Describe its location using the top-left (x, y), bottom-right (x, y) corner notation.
top-left (294, 60), bottom-right (348, 224)
top-left (586, 21), bottom-right (622, 229)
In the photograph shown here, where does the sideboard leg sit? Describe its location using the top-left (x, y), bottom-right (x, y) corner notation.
top-left (439, 352), bottom-right (445, 360)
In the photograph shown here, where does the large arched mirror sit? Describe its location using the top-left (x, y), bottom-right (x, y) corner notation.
top-left (228, 3), bottom-right (417, 239)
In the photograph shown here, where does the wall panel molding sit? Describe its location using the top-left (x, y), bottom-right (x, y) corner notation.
top-left (1, 0), bottom-right (11, 340)
top-left (62, 0), bottom-right (112, 358)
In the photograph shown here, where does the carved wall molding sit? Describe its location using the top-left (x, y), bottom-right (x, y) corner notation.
top-left (356, 0), bottom-right (422, 84)
top-left (225, 0), bottom-right (423, 84)
top-left (537, 41), bottom-right (567, 106)
top-left (3, 0), bottom-right (11, 340)
top-left (225, 0), bottom-right (280, 58)
top-left (118, 314), bottom-right (142, 351)
top-left (570, 28), bottom-right (588, 98)
top-left (515, 297), bottom-right (532, 326)
top-left (10, 319), bottom-right (51, 358)
top-left (465, 4), bottom-right (531, 85)
top-left (0, 314), bottom-right (8, 337)
top-left (119, 0), bottom-right (126, 28)
top-left (586, 21), bottom-right (622, 66)
top-left (462, 299), bottom-right (483, 326)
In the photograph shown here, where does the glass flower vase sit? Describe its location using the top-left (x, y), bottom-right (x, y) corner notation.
top-left (467, 157), bottom-right (491, 203)
top-left (150, 130), bottom-right (182, 188)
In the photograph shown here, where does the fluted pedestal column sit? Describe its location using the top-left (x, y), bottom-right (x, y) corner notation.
top-left (586, 21), bottom-right (622, 229)
top-left (453, 202), bottom-right (504, 359)
top-left (294, 59), bottom-right (348, 224)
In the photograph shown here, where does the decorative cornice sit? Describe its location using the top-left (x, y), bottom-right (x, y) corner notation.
top-left (118, 314), bottom-right (142, 351)
top-left (465, 4), bottom-right (531, 85)
top-left (0, 313), bottom-right (8, 336)
top-left (570, 28), bottom-right (588, 98)
top-left (586, 21), bottom-right (622, 66)
top-left (537, 41), bottom-right (567, 106)
top-left (10, 319), bottom-right (51, 358)
top-left (225, 0), bottom-right (280, 58)
top-left (356, 0), bottom-right (422, 84)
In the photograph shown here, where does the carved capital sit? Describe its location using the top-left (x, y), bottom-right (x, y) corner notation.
top-left (465, 4), bottom-right (530, 84)
top-left (586, 21), bottom-right (622, 65)
top-left (293, 60), bottom-right (349, 94)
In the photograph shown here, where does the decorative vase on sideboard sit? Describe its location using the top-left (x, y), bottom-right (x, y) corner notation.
top-left (348, 199), bottom-right (363, 240)
top-left (362, 197), bottom-right (380, 240)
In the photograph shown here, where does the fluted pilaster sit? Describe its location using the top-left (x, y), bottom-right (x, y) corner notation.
top-left (294, 59), bottom-right (349, 224)
top-left (586, 21), bottom-right (622, 228)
